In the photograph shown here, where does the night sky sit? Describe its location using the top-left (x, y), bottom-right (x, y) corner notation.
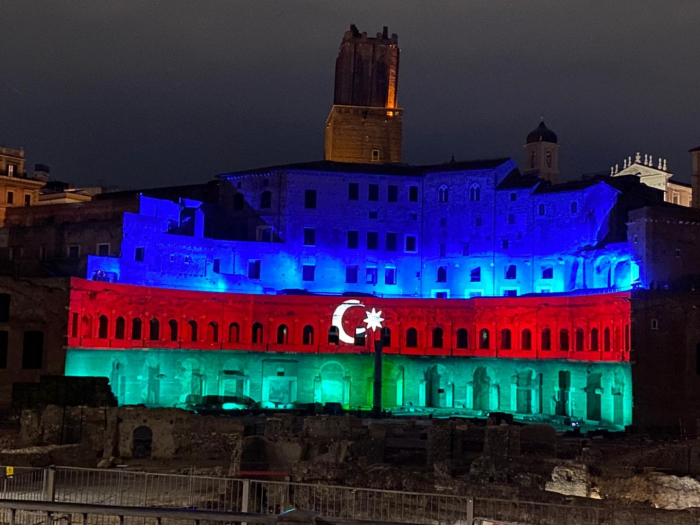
top-left (1, 1), bottom-right (699, 189)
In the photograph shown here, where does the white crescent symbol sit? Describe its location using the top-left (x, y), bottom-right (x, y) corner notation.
top-left (332, 299), bottom-right (366, 344)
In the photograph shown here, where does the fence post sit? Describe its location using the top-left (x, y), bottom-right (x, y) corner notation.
top-left (43, 467), bottom-right (56, 502)
top-left (241, 479), bottom-right (251, 525)
top-left (466, 496), bottom-right (474, 525)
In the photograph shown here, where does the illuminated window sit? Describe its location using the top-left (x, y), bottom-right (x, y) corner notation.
top-left (405, 235), bottom-right (417, 252)
top-left (366, 267), bottom-right (378, 284)
top-left (469, 184), bottom-right (481, 202)
top-left (409, 186), bottom-right (419, 202)
top-left (405, 328), bottom-right (418, 347)
top-left (436, 266), bottom-right (447, 283)
top-left (302, 325), bottom-right (314, 345)
top-left (233, 193), bottom-right (245, 211)
top-left (347, 231), bottom-right (359, 249)
top-left (432, 328), bottom-right (444, 348)
top-left (346, 266), bottom-right (358, 283)
top-left (470, 267), bottom-right (481, 282)
top-left (570, 201), bottom-right (578, 214)
top-left (521, 329), bottom-right (532, 350)
top-left (479, 329), bottom-right (490, 349)
top-left (386, 233), bottom-right (397, 251)
top-left (388, 185), bottom-right (398, 202)
top-left (304, 189), bottom-right (317, 209)
top-left (541, 329), bottom-right (551, 350)
top-left (303, 228), bottom-right (316, 246)
top-left (538, 203), bottom-right (546, 216)
top-left (456, 328), bottom-right (468, 349)
top-left (348, 183), bottom-right (359, 200)
top-left (438, 185), bottom-right (449, 203)
top-left (260, 191), bottom-right (272, 209)
top-left (248, 260), bottom-right (261, 279)
top-left (367, 231), bottom-right (378, 250)
top-left (7, 165), bottom-right (14, 177)
top-left (590, 328), bottom-right (599, 351)
top-left (302, 264), bottom-right (315, 282)
top-left (368, 184), bottom-right (379, 201)
top-left (559, 329), bottom-right (569, 351)
top-left (135, 247), bottom-right (145, 262)
top-left (505, 265), bottom-right (517, 279)
top-left (542, 267), bottom-right (553, 279)
top-left (385, 267), bottom-right (396, 285)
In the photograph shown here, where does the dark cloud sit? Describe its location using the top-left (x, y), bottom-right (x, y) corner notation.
top-left (1, 1), bottom-right (699, 188)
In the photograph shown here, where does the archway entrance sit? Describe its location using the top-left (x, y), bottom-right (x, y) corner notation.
top-left (586, 372), bottom-right (603, 421)
top-left (132, 426), bottom-right (153, 459)
top-left (473, 367), bottom-right (498, 411)
top-left (555, 371), bottom-right (571, 416)
top-left (423, 365), bottom-right (452, 408)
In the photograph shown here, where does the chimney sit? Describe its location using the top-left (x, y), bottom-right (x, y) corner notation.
top-left (691, 147), bottom-right (700, 209)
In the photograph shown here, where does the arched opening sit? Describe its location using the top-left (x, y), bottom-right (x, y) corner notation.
top-left (436, 266), bottom-right (447, 283)
top-left (500, 329), bottom-right (512, 350)
top-left (612, 373), bottom-right (626, 426)
top-left (515, 369), bottom-right (540, 414)
top-left (132, 426), bottom-right (153, 459)
top-left (541, 328), bottom-right (551, 350)
top-left (149, 319), bottom-right (160, 341)
top-left (604, 327), bottom-right (611, 352)
top-left (276, 324), bottom-right (289, 344)
top-left (98, 315), bottom-right (109, 339)
top-left (614, 259), bottom-right (632, 289)
top-left (168, 319), bottom-right (178, 342)
top-left (591, 328), bottom-right (599, 351)
top-left (575, 328), bottom-right (584, 351)
top-left (302, 325), bottom-right (314, 345)
top-left (315, 361), bottom-right (348, 405)
top-left (438, 185), bottom-right (449, 203)
top-left (252, 322), bottom-right (263, 344)
top-left (456, 328), bottom-right (468, 349)
top-left (380, 364), bottom-right (404, 407)
top-left (473, 366), bottom-right (498, 411)
top-left (381, 327), bottom-right (391, 347)
top-left (81, 315), bottom-right (92, 338)
top-left (115, 317), bottom-right (125, 340)
top-left (180, 358), bottom-right (205, 405)
top-left (208, 321), bottom-right (219, 343)
top-left (110, 360), bottom-right (125, 404)
top-left (469, 184), bottom-right (481, 202)
top-left (228, 322), bottom-right (240, 343)
top-left (586, 372), bottom-right (603, 421)
top-left (479, 328), bottom-right (490, 350)
top-left (425, 364), bottom-right (452, 408)
top-left (556, 371), bottom-right (572, 416)
top-left (188, 320), bottom-right (198, 342)
top-left (327, 326), bottom-right (339, 345)
top-left (559, 329), bottom-right (569, 351)
top-left (521, 329), bottom-right (532, 350)
top-left (131, 318), bottom-right (142, 340)
top-left (406, 328), bottom-right (418, 348)
top-left (595, 257), bottom-right (612, 288)
top-left (432, 327), bottom-right (444, 349)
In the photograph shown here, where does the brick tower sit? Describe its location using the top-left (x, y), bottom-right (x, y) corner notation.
top-left (324, 25), bottom-right (402, 164)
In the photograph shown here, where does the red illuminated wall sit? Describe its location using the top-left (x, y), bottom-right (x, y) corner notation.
top-left (67, 278), bottom-right (631, 362)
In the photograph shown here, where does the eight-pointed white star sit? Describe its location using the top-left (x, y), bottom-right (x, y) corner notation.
top-left (363, 308), bottom-right (384, 331)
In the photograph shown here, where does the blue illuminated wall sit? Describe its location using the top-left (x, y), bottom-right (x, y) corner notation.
top-left (87, 159), bottom-right (644, 297)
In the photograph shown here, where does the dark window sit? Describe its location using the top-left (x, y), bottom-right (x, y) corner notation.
top-left (365, 267), bottom-right (377, 284)
top-left (507, 214), bottom-right (515, 225)
top-left (115, 317), bottom-right (125, 339)
top-left (169, 320), bottom-right (178, 341)
top-left (248, 260), bottom-right (261, 279)
top-left (591, 328), bottom-right (599, 351)
top-left (604, 327), bottom-right (611, 351)
top-left (371, 149), bottom-right (380, 162)
top-left (98, 315), bottom-right (109, 339)
top-left (71, 313), bottom-right (78, 338)
top-left (624, 324), bottom-right (630, 352)
top-left (304, 190), bottom-right (317, 209)
top-left (368, 211), bottom-right (378, 219)
top-left (438, 185), bottom-right (449, 203)
top-left (432, 328), bottom-right (444, 348)
top-left (348, 183), bottom-right (359, 200)
top-left (346, 266), bottom-right (358, 283)
top-left (303, 228), bottom-right (316, 246)
top-left (302, 264), bottom-right (315, 282)
top-left (388, 185), bottom-right (398, 202)
top-left (406, 328), bottom-right (418, 348)
top-left (456, 328), bottom-right (468, 349)
top-left (574, 328), bottom-right (584, 351)
top-left (439, 243), bottom-right (446, 257)
top-left (503, 289), bottom-right (518, 297)
top-left (505, 265), bottom-right (517, 279)
top-left (570, 201), bottom-right (578, 214)
top-left (97, 244), bottom-right (110, 256)
top-left (470, 267), bottom-right (481, 282)
top-left (302, 325), bottom-right (314, 345)
top-left (405, 235), bottom-right (417, 252)
top-left (233, 193), bottom-right (245, 211)
top-left (538, 203), bottom-right (546, 216)
top-left (501, 329), bottom-right (512, 350)
top-left (208, 322), bottom-right (219, 343)
top-left (385, 267), bottom-right (396, 285)
top-left (328, 326), bottom-right (339, 345)
top-left (135, 247), bottom-right (145, 262)
top-left (559, 329), bottom-right (570, 351)
top-left (386, 233), bottom-right (397, 251)
top-left (521, 329), bottom-right (532, 350)
top-left (228, 322), bottom-right (240, 343)
top-left (475, 216), bottom-right (482, 227)
top-left (382, 327), bottom-right (391, 347)
top-left (541, 329), bottom-right (551, 351)
top-left (347, 231), bottom-right (359, 249)
top-left (132, 318), bottom-right (142, 340)
top-left (22, 331), bottom-right (43, 369)
top-left (409, 186), bottom-right (419, 202)
top-left (437, 266), bottom-right (447, 283)
top-left (462, 243), bottom-right (469, 256)
top-left (439, 217), bottom-right (447, 228)
top-left (502, 239), bottom-right (509, 249)
top-left (434, 292), bottom-right (448, 299)
top-left (542, 267), bottom-right (553, 279)
top-left (188, 320), bottom-right (198, 342)
top-left (368, 184), bottom-right (379, 201)
top-left (0, 294), bottom-right (10, 323)
top-left (6, 192), bottom-right (13, 204)
top-left (68, 245), bottom-right (80, 259)
top-left (354, 327), bottom-right (366, 346)
top-left (213, 259), bottom-right (221, 273)
top-left (276, 324), bottom-right (288, 344)
top-left (509, 192), bottom-right (517, 202)
top-left (0, 331), bottom-right (7, 368)
top-left (150, 319), bottom-right (160, 341)
top-left (367, 232), bottom-right (378, 250)
top-left (469, 184), bottom-right (481, 202)
top-left (262, 179), bottom-right (269, 187)
top-left (260, 191), bottom-right (272, 209)
top-left (252, 322), bottom-right (263, 344)
top-left (479, 329), bottom-right (490, 349)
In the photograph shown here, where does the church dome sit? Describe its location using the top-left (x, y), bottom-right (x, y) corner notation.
top-left (526, 121), bottom-right (558, 144)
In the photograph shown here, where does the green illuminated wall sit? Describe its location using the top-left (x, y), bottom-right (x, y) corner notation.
top-left (65, 348), bottom-right (632, 427)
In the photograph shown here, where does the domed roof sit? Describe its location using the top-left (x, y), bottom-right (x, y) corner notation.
top-left (526, 121), bottom-right (558, 144)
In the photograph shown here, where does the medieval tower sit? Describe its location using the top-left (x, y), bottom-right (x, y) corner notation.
top-left (324, 25), bottom-right (402, 164)
top-left (523, 120), bottom-right (559, 184)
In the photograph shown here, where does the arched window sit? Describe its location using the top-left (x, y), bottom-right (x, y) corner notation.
top-left (521, 329), bottom-right (532, 350)
top-left (432, 328), bottom-right (444, 348)
top-left (469, 184), bottom-right (481, 202)
top-left (276, 324), bottom-right (288, 344)
top-left (228, 322), bottom-right (240, 343)
top-left (382, 327), bottom-right (391, 347)
top-left (328, 326), bottom-right (339, 345)
top-left (302, 325), bottom-right (314, 345)
top-left (98, 315), bottom-right (109, 339)
top-left (260, 191), bottom-right (272, 209)
top-left (559, 329), bottom-right (569, 351)
top-left (479, 328), bottom-right (490, 349)
top-left (604, 327), bottom-right (611, 352)
top-left (456, 328), bottom-right (468, 349)
top-left (168, 319), bottom-right (178, 341)
top-left (505, 265), bottom-right (517, 280)
top-left (406, 328), bottom-right (418, 348)
top-left (149, 319), bottom-right (160, 341)
top-left (233, 193), bottom-right (245, 211)
top-left (188, 320), bottom-right (198, 342)
top-left (591, 328), bottom-right (599, 351)
top-left (438, 185), bottom-right (449, 203)
top-left (208, 321), bottom-right (219, 343)
top-left (501, 329), bottom-right (512, 350)
top-left (436, 266), bottom-right (447, 283)
top-left (252, 322), bottom-right (263, 344)
top-left (575, 328), bottom-right (584, 351)
top-left (131, 318), bottom-right (142, 340)
top-left (81, 315), bottom-right (92, 338)
top-left (115, 317), bottom-right (125, 340)
top-left (530, 150), bottom-right (537, 168)
top-left (541, 328), bottom-right (551, 351)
